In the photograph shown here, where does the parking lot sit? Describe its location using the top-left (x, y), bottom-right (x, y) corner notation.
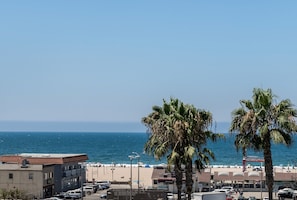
top-left (83, 189), bottom-right (107, 200)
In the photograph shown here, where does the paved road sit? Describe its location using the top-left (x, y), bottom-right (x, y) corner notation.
top-left (83, 188), bottom-right (275, 200)
top-left (83, 189), bottom-right (107, 200)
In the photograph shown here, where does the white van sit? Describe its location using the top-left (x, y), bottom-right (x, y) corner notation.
top-left (96, 180), bottom-right (110, 189)
top-left (83, 186), bottom-right (94, 195)
top-left (192, 192), bottom-right (226, 200)
top-left (66, 190), bottom-right (83, 199)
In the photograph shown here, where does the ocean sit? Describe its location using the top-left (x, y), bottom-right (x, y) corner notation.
top-left (0, 131), bottom-right (296, 167)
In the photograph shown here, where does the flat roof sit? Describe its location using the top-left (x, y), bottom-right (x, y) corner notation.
top-left (18, 153), bottom-right (86, 158)
top-left (0, 153), bottom-right (88, 165)
top-left (0, 163), bottom-right (43, 171)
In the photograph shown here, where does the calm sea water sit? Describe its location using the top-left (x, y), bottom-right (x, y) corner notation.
top-left (0, 132), bottom-right (296, 167)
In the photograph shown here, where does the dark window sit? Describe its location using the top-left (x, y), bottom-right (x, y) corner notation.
top-left (9, 173), bottom-right (13, 179)
top-left (29, 173), bottom-right (33, 179)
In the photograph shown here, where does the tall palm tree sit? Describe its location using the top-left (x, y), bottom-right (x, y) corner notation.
top-left (230, 88), bottom-right (297, 200)
top-left (230, 108), bottom-right (262, 171)
top-left (180, 106), bottom-right (219, 200)
top-left (142, 98), bottom-right (184, 200)
top-left (143, 98), bottom-right (220, 200)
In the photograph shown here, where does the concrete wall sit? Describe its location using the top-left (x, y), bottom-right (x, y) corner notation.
top-left (0, 165), bottom-right (44, 198)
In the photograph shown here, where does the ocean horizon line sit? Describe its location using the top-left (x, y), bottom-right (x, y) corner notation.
top-left (0, 121), bottom-right (231, 133)
top-left (86, 162), bottom-right (293, 168)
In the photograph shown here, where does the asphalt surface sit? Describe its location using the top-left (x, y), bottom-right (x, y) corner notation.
top-left (82, 189), bottom-right (107, 200)
top-left (83, 190), bottom-right (107, 200)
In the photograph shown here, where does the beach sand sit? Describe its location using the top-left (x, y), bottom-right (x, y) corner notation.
top-left (86, 164), bottom-right (288, 199)
top-left (86, 165), bottom-right (154, 189)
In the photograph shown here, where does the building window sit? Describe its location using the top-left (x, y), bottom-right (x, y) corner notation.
top-left (29, 173), bottom-right (33, 180)
top-left (44, 172), bottom-right (48, 179)
top-left (9, 173), bottom-right (13, 179)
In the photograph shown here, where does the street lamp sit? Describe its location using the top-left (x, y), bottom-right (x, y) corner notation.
top-left (111, 162), bottom-right (115, 181)
top-left (80, 162), bottom-right (86, 200)
top-left (128, 155), bottom-right (134, 200)
top-left (128, 152), bottom-right (140, 200)
top-left (260, 162), bottom-right (263, 200)
top-left (132, 152), bottom-right (140, 192)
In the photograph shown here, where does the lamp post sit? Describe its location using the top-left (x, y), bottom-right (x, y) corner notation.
top-left (132, 152), bottom-right (140, 192)
top-left (128, 155), bottom-right (134, 200)
top-left (260, 162), bottom-right (263, 200)
top-left (80, 162), bottom-right (86, 200)
top-left (111, 162), bottom-right (115, 181)
top-left (129, 152), bottom-right (140, 200)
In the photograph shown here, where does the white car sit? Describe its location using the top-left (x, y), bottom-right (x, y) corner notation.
top-left (66, 190), bottom-right (83, 199)
top-left (181, 192), bottom-right (186, 200)
top-left (213, 188), bottom-right (231, 195)
top-left (221, 186), bottom-right (235, 193)
top-left (293, 190), bottom-right (297, 199)
top-left (278, 187), bottom-right (294, 198)
top-left (83, 186), bottom-right (94, 195)
top-left (167, 192), bottom-right (174, 199)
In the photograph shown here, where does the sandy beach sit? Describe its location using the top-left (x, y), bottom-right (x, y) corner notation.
top-left (86, 164), bottom-right (293, 185)
top-left (86, 164), bottom-right (294, 199)
top-left (86, 164), bottom-right (154, 189)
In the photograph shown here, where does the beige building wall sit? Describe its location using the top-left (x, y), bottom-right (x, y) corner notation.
top-left (0, 164), bottom-right (44, 198)
top-left (0, 153), bottom-right (88, 198)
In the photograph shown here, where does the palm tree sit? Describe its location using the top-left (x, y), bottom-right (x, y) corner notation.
top-left (143, 98), bottom-right (220, 200)
top-left (230, 108), bottom-right (262, 171)
top-left (180, 106), bottom-right (219, 200)
top-left (230, 88), bottom-right (297, 200)
top-left (143, 98), bottom-right (184, 200)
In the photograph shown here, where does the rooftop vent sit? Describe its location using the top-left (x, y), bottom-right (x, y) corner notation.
top-left (21, 159), bottom-right (29, 168)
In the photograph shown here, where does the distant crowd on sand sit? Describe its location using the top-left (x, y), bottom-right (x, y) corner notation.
top-left (87, 162), bottom-right (151, 168)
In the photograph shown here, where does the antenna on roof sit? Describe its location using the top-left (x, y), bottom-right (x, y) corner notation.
top-left (21, 159), bottom-right (29, 168)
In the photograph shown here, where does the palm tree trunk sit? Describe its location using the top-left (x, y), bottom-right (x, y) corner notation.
top-left (185, 158), bottom-right (193, 200)
top-left (263, 133), bottom-right (274, 200)
top-left (174, 163), bottom-right (183, 200)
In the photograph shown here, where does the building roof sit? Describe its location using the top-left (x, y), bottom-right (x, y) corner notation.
top-left (0, 153), bottom-right (88, 165)
top-left (152, 165), bottom-right (297, 184)
top-left (0, 163), bottom-right (43, 171)
top-left (152, 168), bottom-right (166, 180)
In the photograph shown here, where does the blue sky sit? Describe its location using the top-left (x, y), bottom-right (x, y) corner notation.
top-left (0, 1), bottom-right (297, 131)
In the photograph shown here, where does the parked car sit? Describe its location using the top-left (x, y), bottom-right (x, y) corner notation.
top-left (167, 192), bottom-right (174, 200)
top-left (100, 193), bottom-right (107, 199)
top-left (96, 181), bottom-right (111, 187)
top-left (292, 190), bottom-right (297, 200)
top-left (96, 180), bottom-right (110, 190)
top-left (83, 186), bottom-right (94, 195)
top-left (221, 186), bottom-right (235, 194)
top-left (181, 192), bottom-right (186, 200)
top-left (53, 193), bottom-right (67, 199)
top-left (66, 190), bottom-right (84, 199)
top-left (278, 187), bottom-right (294, 198)
top-left (213, 188), bottom-right (231, 195)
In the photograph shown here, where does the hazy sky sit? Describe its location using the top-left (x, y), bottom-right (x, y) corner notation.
top-left (1, 1), bottom-right (297, 125)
